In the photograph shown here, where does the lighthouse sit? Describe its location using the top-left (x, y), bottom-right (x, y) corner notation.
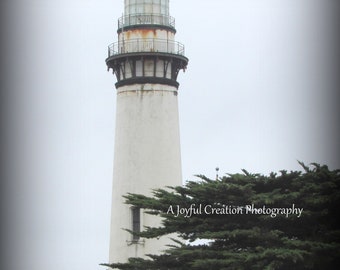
top-left (106, 0), bottom-right (188, 263)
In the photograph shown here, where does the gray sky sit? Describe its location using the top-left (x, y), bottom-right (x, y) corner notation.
top-left (4, 0), bottom-right (339, 270)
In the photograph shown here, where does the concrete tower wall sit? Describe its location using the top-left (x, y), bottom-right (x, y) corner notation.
top-left (109, 84), bottom-right (182, 262)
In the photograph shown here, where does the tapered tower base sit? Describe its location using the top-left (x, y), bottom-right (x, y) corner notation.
top-left (109, 84), bottom-right (182, 262)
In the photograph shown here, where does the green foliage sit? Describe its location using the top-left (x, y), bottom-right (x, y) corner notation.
top-left (103, 163), bottom-right (340, 269)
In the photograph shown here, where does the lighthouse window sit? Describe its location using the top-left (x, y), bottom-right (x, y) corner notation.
top-left (136, 4), bottom-right (144, 14)
top-left (131, 207), bottom-right (140, 241)
top-left (160, 0), bottom-right (168, 14)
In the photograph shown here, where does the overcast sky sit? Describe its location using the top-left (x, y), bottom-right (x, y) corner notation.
top-left (3, 0), bottom-right (339, 270)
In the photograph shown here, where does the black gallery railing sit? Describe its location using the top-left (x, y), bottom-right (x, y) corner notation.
top-left (108, 38), bottom-right (185, 57)
top-left (118, 13), bottom-right (175, 29)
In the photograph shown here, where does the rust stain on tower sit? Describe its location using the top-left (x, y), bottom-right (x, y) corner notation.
top-left (125, 29), bottom-right (159, 39)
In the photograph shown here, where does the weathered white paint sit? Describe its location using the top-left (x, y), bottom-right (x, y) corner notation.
top-left (109, 84), bottom-right (182, 263)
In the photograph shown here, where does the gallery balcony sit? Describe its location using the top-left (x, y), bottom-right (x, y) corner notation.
top-left (107, 38), bottom-right (185, 57)
top-left (117, 13), bottom-right (175, 31)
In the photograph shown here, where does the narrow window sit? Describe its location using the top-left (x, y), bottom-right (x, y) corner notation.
top-left (131, 208), bottom-right (140, 241)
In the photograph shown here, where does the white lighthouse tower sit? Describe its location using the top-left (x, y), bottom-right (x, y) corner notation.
top-left (106, 0), bottom-right (188, 264)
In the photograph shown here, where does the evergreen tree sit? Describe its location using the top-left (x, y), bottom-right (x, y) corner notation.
top-left (102, 163), bottom-right (340, 269)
